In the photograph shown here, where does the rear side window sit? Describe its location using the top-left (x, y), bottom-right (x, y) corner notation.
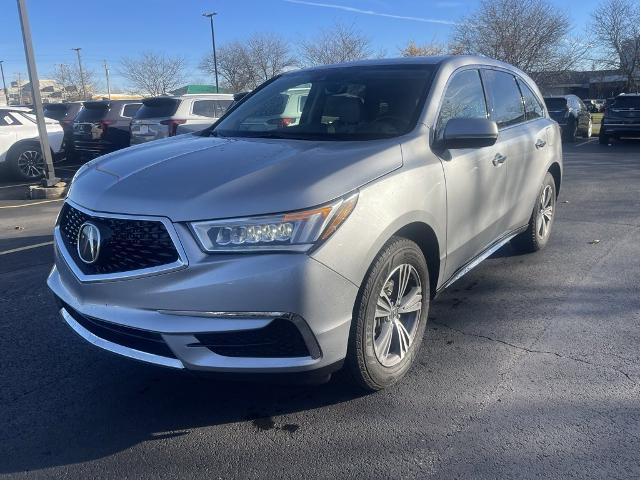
top-left (517, 79), bottom-right (544, 120)
top-left (483, 70), bottom-right (525, 128)
top-left (215, 100), bottom-right (232, 117)
top-left (76, 103), bottom-right (109, 122)
top-left (436, 69), bottom-right (488, 136)
top-left (545, 98), bottom-right (567, 111)
top-left (122, 103), bottom-right (141, 118)
top-left (135, 98), bottom-right (180, 119)
top-left (192, 100), bottom-right (217, 117)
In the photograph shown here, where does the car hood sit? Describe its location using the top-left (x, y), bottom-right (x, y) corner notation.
top-left (68, 133), bottom-right (403, 221)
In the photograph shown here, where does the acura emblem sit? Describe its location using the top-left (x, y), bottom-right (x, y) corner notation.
top-left (77, 222), bottom-right (101, 264)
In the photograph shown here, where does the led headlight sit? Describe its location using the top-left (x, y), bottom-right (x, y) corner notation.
top-left (190, 193), bottom-right (358, 252)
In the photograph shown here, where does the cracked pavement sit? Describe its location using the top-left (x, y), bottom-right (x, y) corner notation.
top-left (0, 140), bottom-right (639, 479)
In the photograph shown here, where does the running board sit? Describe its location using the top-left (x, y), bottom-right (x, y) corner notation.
top-left (435, 226), bottom-right (527, 296)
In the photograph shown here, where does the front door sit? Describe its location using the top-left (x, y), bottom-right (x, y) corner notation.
top-left (435, 68), bottom-right (508, 281)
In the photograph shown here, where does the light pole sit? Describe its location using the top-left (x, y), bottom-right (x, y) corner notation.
top-left (72, 47), bottom-right (87, 100)
top-left (203, 12), bottom-right (219, 93)
top-left (16, 0), bottom-right (58, 186)
top-left (0, 61), bottom-right (8, 106)
top-left (103, 60), bottom-right (111, 100)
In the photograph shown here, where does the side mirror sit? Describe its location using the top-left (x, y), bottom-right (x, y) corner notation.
top-left (233, 92), bottom-right (249, 102)
top-left (441, 118), bottom-right (498, 150)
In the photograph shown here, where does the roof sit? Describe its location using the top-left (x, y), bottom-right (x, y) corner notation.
top-left (169, 84), bottom-right (234, 96)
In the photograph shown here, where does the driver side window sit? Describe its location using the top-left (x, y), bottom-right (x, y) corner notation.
top-left (436, 69), bottom-right (488, 140)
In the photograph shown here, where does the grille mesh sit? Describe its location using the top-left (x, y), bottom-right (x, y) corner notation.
top-left (58, 203), bottom-right (179, 275)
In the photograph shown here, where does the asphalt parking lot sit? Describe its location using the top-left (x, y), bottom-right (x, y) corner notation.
top-left (1, 138), bottom-right (639, 479)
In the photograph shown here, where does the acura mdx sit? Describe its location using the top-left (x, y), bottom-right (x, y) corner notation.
top-left (48, 56), bottom-right (562, 390)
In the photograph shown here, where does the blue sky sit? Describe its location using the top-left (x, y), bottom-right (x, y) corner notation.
top-left (1, 0), bottom-right (602, 92)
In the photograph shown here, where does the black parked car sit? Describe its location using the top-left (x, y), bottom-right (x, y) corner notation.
top-left (72, 100), bottom-right (141, 159)
top-left (599, 94), bottom-right (640, 144)
top-left (43, 102), bottom-right (83, 160)
top-left (544, 95), bottom-right (592, 142)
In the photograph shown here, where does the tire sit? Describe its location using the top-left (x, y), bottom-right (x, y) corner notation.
top-left (599, 132), bottom-right (610, 145)
top-left (346, 237), bottom-right (430, 391)
top-left (7, 142), bottom-right (45, 181)
top-left (511, 172), bottom-right (557, 253)
top-left (582, 119), bottom-right (592, 138)
top-left (563, 118), bottom-right (578, 143)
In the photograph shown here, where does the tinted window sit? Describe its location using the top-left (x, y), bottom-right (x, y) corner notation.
top-left (484, 70), bottom-right (525, 128)
top-left (436, 69), bottom-right (487, 136)
top-left (43, 104), bottom-right (68, 121)
top-left (76, 103), bottom-right (109, 122)
top-left (215, 100), bottom-right (232, 117)
top-left (612, 96), bottom-right (640, 109)
top-left (215, 65), bottom-right (434, 140)
top-left (544, 98), bottom-right (568, 110)
top-left (517, 79), bottom-right (544, 120)
top-left (192, 100), bottom-right (216, 117)
top-left (122, 103), bottom-right (141, 117)
top-left (135, 98), bottom-right (180, 119)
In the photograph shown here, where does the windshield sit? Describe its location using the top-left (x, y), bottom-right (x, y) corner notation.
top-left (214, 64), bottom-right (435, 140)
top-left (611, 96), bottom-right (640, 110)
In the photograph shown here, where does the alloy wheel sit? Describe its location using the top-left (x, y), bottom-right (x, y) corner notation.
top-left (537, 184), bottom-right (554, 240)
top-left (17, 149), bottom-right (45, 179)
top-left (373, 264), bottom-right (423, 367)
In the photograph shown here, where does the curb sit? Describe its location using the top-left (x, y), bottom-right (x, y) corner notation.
top-left (29, 182), bottom-right (69, 200)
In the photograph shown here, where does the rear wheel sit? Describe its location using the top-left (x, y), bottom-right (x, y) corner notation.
top-left (511, 172), bottom-right (557, 253)
top-left (346, 237), bottom-right (429, 391)
top-left (563, 118), bottom-right (578, 143)
top-left (7, 143), bottom-right (45, 181)
top-left (599, 132), bottom-right (610, 145)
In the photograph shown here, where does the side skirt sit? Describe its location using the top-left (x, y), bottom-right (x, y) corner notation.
top-left (435, 225), bottom-right (527, 297)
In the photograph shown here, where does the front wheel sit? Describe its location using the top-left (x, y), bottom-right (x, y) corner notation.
top-left (563, 118), bottom-right (578, 143)
top-left (7, 143), bottom-right (45, 181)
top-left (511, 172), bottom-right (557, 253)
top-left (583, 119), bottom-right (593, 138)
top-left (346, 237), bottom-right (429, 391)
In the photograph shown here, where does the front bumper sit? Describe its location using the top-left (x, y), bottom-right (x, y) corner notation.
top-left (47, 212), bottom-right (358, 374)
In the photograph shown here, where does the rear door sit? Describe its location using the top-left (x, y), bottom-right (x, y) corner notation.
top-left (507, 77), bottom-right (556, 230)
top-left (0, 112), bottom-right (19, 161)
top-left (436, 68), bottom-right (508, 280)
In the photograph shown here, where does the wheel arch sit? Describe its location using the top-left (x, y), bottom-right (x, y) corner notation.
top-left (393, 222), bottom-right (441, 298)
top-left (548, 161), bottom-right (562, 197)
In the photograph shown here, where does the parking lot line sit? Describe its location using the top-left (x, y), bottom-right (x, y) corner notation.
top-left (575, 138), bottom-right (597, 147)
top-left (0, 182), bottom-right (38, 190)
top-left (0, 241), bottom-right (53, 256)
top-left (0, 199), bottom-right (63, 209)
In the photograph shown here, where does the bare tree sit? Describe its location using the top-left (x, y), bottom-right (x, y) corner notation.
top-left (119, 52), bottom-right (186, 96)
top-left (451, 0), bottom-right (588, 77)
top-left (201, 33), bottom-right (297, 92)
top-left (591, 0), bottom-right (640, 90)
top-left (400, 40), bottom-right (446, 57)
top-left (51, 63), bottom-right (97, 101)
top-left (300, 22), bottom-right (372, 66)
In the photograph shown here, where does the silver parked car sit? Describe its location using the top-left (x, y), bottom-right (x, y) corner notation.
top-left (130, 94), bottom-right (233, 144)
top-left (48, 56), bottom-right (562, 390)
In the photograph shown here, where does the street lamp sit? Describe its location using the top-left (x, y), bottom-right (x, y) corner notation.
top-left (72, 47), bottom-right (87, 100)
top-left (203, 12), bottom-right (219, 93)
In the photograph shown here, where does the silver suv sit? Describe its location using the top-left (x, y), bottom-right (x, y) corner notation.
top-left (48, 56), bottom-right (562, 390)
top-left (130, 94), bottom-right (233, 144)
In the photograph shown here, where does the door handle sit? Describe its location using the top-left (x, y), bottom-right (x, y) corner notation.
top-left (492, 153), bottom-right (507, 166)
top-left (535, 139), bottom-right (546, 149)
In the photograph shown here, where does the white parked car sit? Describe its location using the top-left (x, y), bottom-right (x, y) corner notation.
top-left (130, 94), bottom-right (234, 144)
top-left (0, 107), bottom-right (65, 181)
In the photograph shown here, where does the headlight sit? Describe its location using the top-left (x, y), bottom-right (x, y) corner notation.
top-left (190, 192), bottom-right (358, 252)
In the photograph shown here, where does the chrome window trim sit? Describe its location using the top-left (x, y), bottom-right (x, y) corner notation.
top-left (55, 199), bottom-right (188, 283)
